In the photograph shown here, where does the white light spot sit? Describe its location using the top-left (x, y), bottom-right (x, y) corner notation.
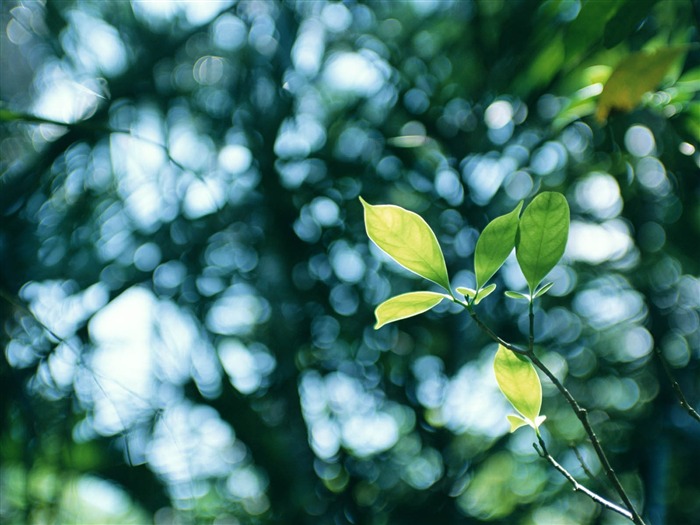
top-left (574, 173), bottom-right (622, 219)
top-left (484, 100), bottom-right (513, 129)
top-left (183, 178), bottom-right (225, 219)
top-left (330, 242), bottom-right (366, 283)
top-left (679, 142), bottom-right (695, 156)
top-left (322, 52), bottom-right (386, 96)
top-left (219, 144), bottom-right (253, 174)
top-left (625, 125), bottom-right (656, 157)
top-left (321, 2), bottom-right (352, 32)
top-left (309, 197), bottom-right (340, 227)
top-left (567, 220), bottom-right (633, 264)
top-left (193, 56), bottom-right (225, 85)
top-left (341, 413), bottom-right (399, 457)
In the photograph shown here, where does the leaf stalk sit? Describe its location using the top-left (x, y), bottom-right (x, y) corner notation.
top-left (466, 304), bottom-right (647, 524)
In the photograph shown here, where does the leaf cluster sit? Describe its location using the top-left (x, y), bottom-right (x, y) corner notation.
top-left (362, 191), bottom-right (570, 431)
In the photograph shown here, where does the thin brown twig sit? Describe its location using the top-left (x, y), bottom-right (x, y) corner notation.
top-left (469, 311), bottom-right (528, 355)
top-left (534, 435), bottom-right (634, 522)
top-left (454, 297), bottom-right (528, 356)
top-left (527, 352), bottom-right (646, 525)
top-left (655, 347), bottom-right (700, 424)
top-left (467, 308), bottom-right (646, 525)
top-left (572, 445), bottom-right (597, 482)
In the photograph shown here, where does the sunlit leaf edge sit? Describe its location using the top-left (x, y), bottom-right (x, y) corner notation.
top-left (493, 344), bottom-right (543, 422)
top-left (374, 291), bottom-right (450, 329)
top-left (360, 197), bottom-right (451, 291)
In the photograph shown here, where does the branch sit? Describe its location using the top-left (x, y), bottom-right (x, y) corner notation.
top-left (466, 309), bottom-right (646, 524)
top-left (572, 445), bottom-right (599, 484)
top-left (534, 435), bottom-right (634, 522)
top-left (454, 297), bottom-right (528, 356)
top-left (0, 109), bottom-right (190, 174)
top-left (527, 352), bottom-right (646, 525)
top-left (655, 348), bottom-right (700, 424)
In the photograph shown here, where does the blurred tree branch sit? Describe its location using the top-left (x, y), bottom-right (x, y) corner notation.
top-left (534, 435), bottom-right (634, 522)
top-left (656, 348), bottom-right (700, 424)
top-left (465, 305), bottom-right (647, 524)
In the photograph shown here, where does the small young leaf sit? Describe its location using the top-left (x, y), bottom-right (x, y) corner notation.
top-left (474, 201), bottom-right (523, 288)
top-left (505, 290), bottom-right (530, 301)
top-left (494, 345), bottom-right (542, 423)
top-left (533, 281), bottom-right (554, 299)
top-left (507, 414), bottom-right (529, 433)
top-left (507, 414), bottom-right (547, 433)
top-left (360, 197), bottom-right (451, 291)
top-left (596, 45), bottom-right (689, 122)
top-left (516, 192), bottom-right (569, 293)
top-left (474, 283), bottom-right (497, 305)
top-left (374, 291), bottom-right (449, 329)
top-left (456, 286), bottom-right (477, 299)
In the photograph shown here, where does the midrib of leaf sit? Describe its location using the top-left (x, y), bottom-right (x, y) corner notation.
top-left (371, 219), bottom-right (445, 280)
top-left (522, 201), bottom-right (566, 287)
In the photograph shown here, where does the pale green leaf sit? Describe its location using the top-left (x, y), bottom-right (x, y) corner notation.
top-left (596, 45), bottom-right (689, 122)
top-left (507, 413), bottom-right (547, 433)
top-left (474, 201), bottom-right (523, 288)
top-left (374, 291), bottom-right (449, 329)
top-left (505, 290), bottom-right (530, 301)
top-left (507, 414), bottom-right (529, 433)
top-left (456, 286), bottom-right (477, 299)
top-left (516, 192), bottom-right (569, 293)
top-left (474, 283), bottom-right (497, 305)
top-left (361, 197), bottom-right (451, 291)
top-left (493, 345), bottom-right (542, 422)
top-left (533, 281), bottom-right (554, 299)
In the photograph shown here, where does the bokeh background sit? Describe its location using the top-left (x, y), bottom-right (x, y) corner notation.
top-left (1, 1), bottom-right (699, 524)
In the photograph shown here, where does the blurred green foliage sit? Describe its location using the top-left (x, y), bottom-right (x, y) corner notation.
top-left (1, 1), bottom-right (699, 524)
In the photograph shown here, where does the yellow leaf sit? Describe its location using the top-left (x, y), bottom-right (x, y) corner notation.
top-left (596, 45), bottom-right (688, 122)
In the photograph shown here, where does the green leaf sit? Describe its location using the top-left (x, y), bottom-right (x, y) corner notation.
top-left (361, 197), bottom-right (451, 291)
top-left (474, 201), bottom-right (523, 288)
top-left (506, 414), bottom-right (529, 433)
top-left (516, 192), bottom-right (569, 293)
top-left (0, 108), bottom-right (23, 122)
top-left (603, 0), bottom-right (658, 50)
top-left (456, 286), bottom-right (476, 299)
top-left (564, 0), bottom-right (623, 61)
top-left (474, 283), bottom-right (497, 305)
top-left (596, 45), bottom-right (689, 122)
top-left (505, 290), bottom-right (530, 301)
top-left (374, 291), bottom-right (449, 329)
top-left (493, 345), bottom-right (542, 423)
top-left (533, 281), bottom-right (554, 299)
top-left (506, 414), bottom-right (548, 433)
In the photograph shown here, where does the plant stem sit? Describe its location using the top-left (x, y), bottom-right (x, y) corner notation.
top-left (528, 296), bottom-right (535, 351)
top-left (529, 298), bottom-right (643, 524)
top-left (572, 445), bottom-right (599, 485)
top-left (526, 353), bottom-right (646, 525)
top-left (655, 348), bottom-right (700, 424)
top-left (534, 435), bottom-right (634, 521)
top-left (467, 306), bottom-right (647, 525)
top-left (452, 296), bottom-right (528, 356)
